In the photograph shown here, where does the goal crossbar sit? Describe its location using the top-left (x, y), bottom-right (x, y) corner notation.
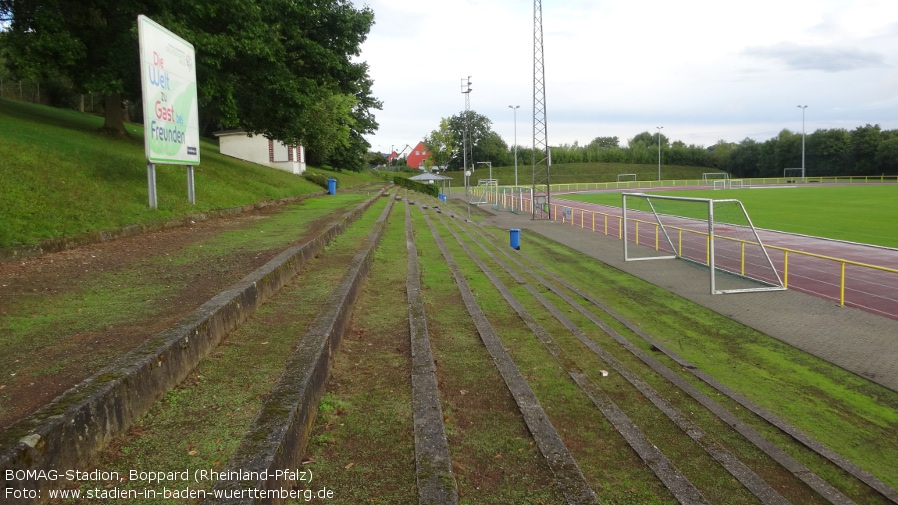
top-left (622, 192), bottom-right (785, 295)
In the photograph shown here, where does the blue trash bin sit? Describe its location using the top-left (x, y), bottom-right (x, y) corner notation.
top-left (510, 228), bottom-right (521, 250)
top-left (327, 178), bottom-right (337, 195)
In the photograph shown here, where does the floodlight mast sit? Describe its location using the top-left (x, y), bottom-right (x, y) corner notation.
top-left (462, 76), bottom-right (472, 201)
top-left (797, 105), bottom-right (807, 182)
top-left (509, 105), bottom-right (520, 186)
top-left (532, 0), bottom-right (551, 220)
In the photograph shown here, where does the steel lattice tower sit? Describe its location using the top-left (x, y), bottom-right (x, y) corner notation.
top-left (461, 76), bottom-right (472, 178)
top-left (531, 0), bottom-right (551, 219)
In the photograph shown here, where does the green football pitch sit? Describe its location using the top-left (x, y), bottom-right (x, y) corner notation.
top-left (559, 185), bottom-right (898, 249)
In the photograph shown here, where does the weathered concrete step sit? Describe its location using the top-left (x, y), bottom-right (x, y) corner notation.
top-left (0, 191), bottom-right (387, 504)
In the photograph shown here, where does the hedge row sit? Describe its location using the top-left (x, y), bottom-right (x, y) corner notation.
top-left (393, 176), bottom-right (439, 197)
top-left (303, 172), bottom-right (331, 190)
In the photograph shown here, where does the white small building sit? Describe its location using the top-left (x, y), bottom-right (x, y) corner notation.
top-left (214, 130), bottom-right (306, 174)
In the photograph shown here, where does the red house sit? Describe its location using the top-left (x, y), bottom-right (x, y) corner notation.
top-left (406, 141), bottom-right (431, 169)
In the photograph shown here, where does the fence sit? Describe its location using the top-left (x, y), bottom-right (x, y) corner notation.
top-left (480, 190), bottom-right (898, 319)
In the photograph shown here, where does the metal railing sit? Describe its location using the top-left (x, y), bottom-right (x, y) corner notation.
top-left (485, 191), bottom-right (898, 319)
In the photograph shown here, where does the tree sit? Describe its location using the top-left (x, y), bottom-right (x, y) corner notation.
top-left (807, 128), bottom-right (850, 176)
top-left (442, 110), bottom-right (499, 170)
top-left (424, 118), bottom-right (457, 170)
top-left (875, 135), bottom-right (898, 174)
top-left (849, 124), bottom-right (882, 174)
top-left (1, 0), bottom-right (380, 166)
top-left (1, 0), bottom-right (144, 134)
top-left (628, 131), bottom-right (668, 149)
top-left (727, 138), bottom-right (762, 178)
top-left (588, 136), bottom-right (619, 149)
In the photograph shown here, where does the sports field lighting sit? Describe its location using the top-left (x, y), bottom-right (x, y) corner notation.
top-left (509, 105), bottom-right (520, 185)
top-left (797, 105), bottom-right (807, 181)
top-left (656, 126), bottom-right (664, 180)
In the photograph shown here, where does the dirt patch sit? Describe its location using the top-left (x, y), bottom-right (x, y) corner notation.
top-left (0, 203), bottom-right (339, 430)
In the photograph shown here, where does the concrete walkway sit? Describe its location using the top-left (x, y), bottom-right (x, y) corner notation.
top-left (481, 208), bottom-right (898, 393)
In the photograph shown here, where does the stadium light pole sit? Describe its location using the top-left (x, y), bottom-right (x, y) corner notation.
top-left (509, 105), bottom-right (520, 186)
top-left (797, 105), bottom-right (807, 181)
top-left (656, 126), bottom-right (664, 180)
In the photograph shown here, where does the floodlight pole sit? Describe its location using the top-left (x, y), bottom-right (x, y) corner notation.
top-left (509, 105), bottom-right (520, 186)
top-left (656, 126), bottom-right (664, 181)
top-left (461, 75), bottom-right (472, 177)
top-left (797, 105), bottom-right (807, 182)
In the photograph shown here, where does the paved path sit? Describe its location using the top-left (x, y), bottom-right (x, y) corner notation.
top-left (480, 207), bottom-right (898, 393)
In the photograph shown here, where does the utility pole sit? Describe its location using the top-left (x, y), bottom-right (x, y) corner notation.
top-left (509, 105), bottom-right (520, 186)
top-left (797, 105), bottom-right (807, 181)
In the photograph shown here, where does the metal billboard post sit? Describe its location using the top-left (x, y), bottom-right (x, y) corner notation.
top-left (147, 162), bottom-right (157, 209)
top-left (187, 165), bottom-right (195, 204)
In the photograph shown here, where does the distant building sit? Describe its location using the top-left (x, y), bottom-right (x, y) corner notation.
top-left (214, 130), bottom-right (306, 174)
top-left (406, 141), bottom-right (431, 170)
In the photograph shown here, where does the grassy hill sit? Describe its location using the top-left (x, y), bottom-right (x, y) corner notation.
top-left (0, 99), bottom-right (380, 248)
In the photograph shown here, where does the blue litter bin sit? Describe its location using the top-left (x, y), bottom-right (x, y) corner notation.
top-left (510, 228), bottom-right (521, 250)
top-left (438, 194), bottom-right (446, 202)
top-left (327, 178), bottom-right (337, 195)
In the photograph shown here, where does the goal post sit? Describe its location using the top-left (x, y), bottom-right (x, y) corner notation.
top-left (471, 179), bottom-right (498, 205)
top-left (616, 173), bottom-right (637, 182)
top-left (702, 172), bottom-right (729, 185)
top-left (783, 168), bottom-right (803, 182)
top-left (622, 192), bottom-right (785, 295)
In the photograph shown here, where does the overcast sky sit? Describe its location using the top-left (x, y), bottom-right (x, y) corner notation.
top-left (352, 0), bottom-right (898, 154)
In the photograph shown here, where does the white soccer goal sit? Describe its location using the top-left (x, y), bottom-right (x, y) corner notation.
top-left (617, 173), bottom-right (637, 182)
top-left (471, 179), bottom-right (498, 205)
top-left (702, 173), bottom-right (729, 186)
top-left (713, 179), bottom-right (746, 190)
top-left (783, 168), bottom-right (803, 181)
top-left (622, 192), bottom-right (785, 295)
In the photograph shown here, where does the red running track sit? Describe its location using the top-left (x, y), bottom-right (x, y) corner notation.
top-left (526, 195), bottom-right (898, 321)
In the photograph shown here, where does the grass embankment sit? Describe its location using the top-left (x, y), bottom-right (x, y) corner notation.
top-left (563, 186), bottom-right (898, 248)
top-left (0, 99), bottom-right (379, 247)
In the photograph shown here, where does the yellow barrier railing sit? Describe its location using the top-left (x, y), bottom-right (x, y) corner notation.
top-left (456, 175), bottom-right (898, 195)
top-left (472, 188), bottom-right (898, 314)
top-left (486, 192), bottom-right (897, 311)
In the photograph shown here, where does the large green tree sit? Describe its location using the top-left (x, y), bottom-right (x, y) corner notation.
top-left (442, 110), bottom-right (505, 170)
top-left (423, 117), bottom-right (456, 170)
top-left (0, 0), bottom-right (380, 166)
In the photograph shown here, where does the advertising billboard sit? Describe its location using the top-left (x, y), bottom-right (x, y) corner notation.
top-left (138, 15), bottom-right (200, 165)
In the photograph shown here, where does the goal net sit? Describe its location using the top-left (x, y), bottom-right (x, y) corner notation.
top-left (617, 173), bottom-right (637, 182)
top-left (702, 173), bottom-right (729, 186)
top-left (622, 193), bottom-right (785, 295)
top-left (471, 179), bottom-right (498, 206)
top-left (783, 168), bottom-right (803, 181)
top-left (713, 179), bottom-right (746, 190)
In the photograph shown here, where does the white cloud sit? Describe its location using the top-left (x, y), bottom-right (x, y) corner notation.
top-left (353, 0), bottom-right (898, 151)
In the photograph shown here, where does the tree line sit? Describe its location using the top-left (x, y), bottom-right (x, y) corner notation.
top-left (403, 110), bottom-right (898, 177)
top-left (0, 0), bottom-right (381, 170)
